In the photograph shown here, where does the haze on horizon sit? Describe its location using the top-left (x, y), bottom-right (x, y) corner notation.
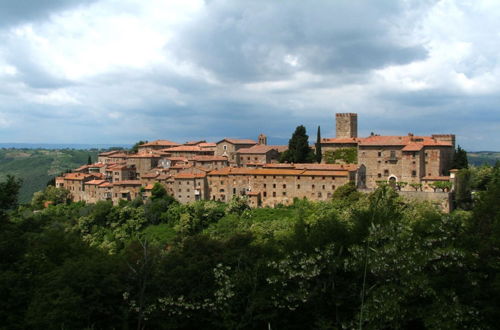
top-left (0, 0), bottom-right (499, 151)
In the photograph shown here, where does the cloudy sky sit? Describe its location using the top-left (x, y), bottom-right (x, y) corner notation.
top-left (0, 0), bottom-right (499, 150)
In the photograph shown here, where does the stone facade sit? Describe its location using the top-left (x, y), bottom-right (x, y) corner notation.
top-left (336, 113), bottom-right (358, 138)
top-left (215, 138), bottom-right (257, 165)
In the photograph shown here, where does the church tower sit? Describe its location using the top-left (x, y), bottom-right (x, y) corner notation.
top-left (336, 113), bottom-right (358, 138)
top-left (258, 133), bottom-right (267, 145)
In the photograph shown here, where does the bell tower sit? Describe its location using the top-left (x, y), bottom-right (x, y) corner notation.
top-left (258, 133), bottom-right (267, 145)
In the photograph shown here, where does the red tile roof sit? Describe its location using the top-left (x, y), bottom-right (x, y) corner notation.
top-left (191, 155), bottom-right (228, 162)
top-left (140, 140), bottom-right (180, 147)
top-left (85, 179), bottom-right (107, 185)
top-left (217, 138), bottom-right (257, 145)
top-left (174, 173), bottom-right (207, 179)
top-left (127, 153), bottom-right (161, 158)
top-left (184, 140), bottom-right (206, 145)
top-left (237, 145), bottom-right (280, 154)
top-left (107, 152), bottom-right (129, 158)
top-left (402, 144), bottom-right (424, 151)
top-left (98, 150), bottom-right (123, 156)
top-left (63, 173), bottom-right (97, 181)
top-left (321, 138), bottom-right (360, 144)
top-left (162, 145), bottom-right (208, 152)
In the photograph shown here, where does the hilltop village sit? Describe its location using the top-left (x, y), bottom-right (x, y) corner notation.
top-left (56, 113), bottom-right (457, 208)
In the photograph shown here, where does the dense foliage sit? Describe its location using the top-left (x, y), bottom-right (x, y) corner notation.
top-left (1, 164), bottom-right (499, 329)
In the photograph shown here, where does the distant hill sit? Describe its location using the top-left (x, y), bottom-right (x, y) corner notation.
top-left (468, 151), bottom-right (500, 166)
top-left (0, 148), bottom-right (100, 203)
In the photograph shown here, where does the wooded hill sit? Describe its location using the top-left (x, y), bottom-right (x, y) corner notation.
top-left (0, 148), bottom-right (99, 203)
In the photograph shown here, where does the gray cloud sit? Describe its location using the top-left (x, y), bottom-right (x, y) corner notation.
top-left (172, 0), bottom-right (429, 82)
top-left (0, 0), bottom-right (99, 28)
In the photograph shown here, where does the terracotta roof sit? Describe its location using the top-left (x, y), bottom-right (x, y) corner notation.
top-left (402, 144), bottom-right (424, 151)
top-left (174, 173), bottom-right (207, 179)
top-left (107, 164), bottom-right (135, 170)
top-left (217, 138), bottom-right (257, 145)
top-left (261, 163), bottom-right (295, 169)
top-left (141, 173), bottom-right (160, 179)
top-left (199, 142), bottom-right (216, 148)
top-left (107, 152), bottom-right (129, 158)
top-left (85, 179), bottom-right (107, 185)
top-left (63, 173), bottom-right (97, 181)
top-left (184, 140), bottom-right (206, 145)
top-left (127, 153), bottom-right (161, 158)
top-left (98, 150), bottom-right (123, 156)
top-left (89, 163), bottom-right (106, 168)
top-left (144, 183), bottom-right (155, 190)
top-left (170, 164), bottom-right (193, 169)
top-left (166, 156), bottom-right (189, 161)
top-left (293, 163), bottom-right (358, 171)
top-left (162, 145), bottom-right (208, 152)
top-left (98, 182), bottom-right (113, 188)
top-left (113, 180), bottom-right (142, 186)
top-left (191, 155), bottom-right (228, 162)
top-left (139, 139), bottom-right (179, 147)
top-left (238, 145), bottom-right (280, 154)
top-left (157, 174), bottom-right (171, 180)
top-left (74, 164), bottom-right (90, 171)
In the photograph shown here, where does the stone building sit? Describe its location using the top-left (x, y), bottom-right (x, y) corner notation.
top-left (321, 113), bottom-right (455, 190)
top-left (215, 138), bottom-right (257, 165)
top-left (236, 145), bottom-right (282, 167)
top-left (138, 140), bottom-right (179, 153)
top-left (207, 167), bottom-right (353, 207)
top-left (105, 164), bottom-right (137, 182)
top-left (126, 153), bottom-right (160, 176)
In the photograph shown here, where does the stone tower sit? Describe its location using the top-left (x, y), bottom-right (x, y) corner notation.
top-left (336, 113), bottom-right (358, 138)
top-left (258, 133), bottom-right (267, 145)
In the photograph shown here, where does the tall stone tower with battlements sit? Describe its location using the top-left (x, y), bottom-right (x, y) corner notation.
top-left (336, 113), bottom-right (358, 138)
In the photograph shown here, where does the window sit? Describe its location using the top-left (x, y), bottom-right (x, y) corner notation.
top-left (390, 150), bottom-right (396, 158)
top-left (273, 192), bottom-right (276, 197)
top-left (297, 184), bottom-right (301, 189)
top-left (282, 191), bottom-right (286, 196)
top-left (263, 183), bottom-right (267, 188)
top-left (378, 152), bottom-right (382, 157)
top-left (312, 184), bottom-right (315, 189)
top-left (273, 176), bottom-right (276, 179)
top-left (297, 176), bottom-right (301, 180)
top-left (318, 192), bottom-right (322, 197)
top-left (263, 191), bottom-right (267, 197)
top-left (412, 170), bottom-right (417, 177)
top-left (233, 188), bottom-right (236, 194)
top-left (332, 185), bottom-right (336, 190)
top-left (384, 169), bottom-right (389, 175)
top-left (178, 189), bottom-right (181, 192)
top-left (220, 181), bottom-right (224, 185)
top-left (378, 173), bottom-right (382, 178)
top-left (273, 183), bottom-right (276, 188)
top-left (322, 176), bottom-right (325, 180)
top-left (322, 185), bottom-right (325, 190)
top-left (223, 145), bottom-right (227, 150)
top-left (247, 157), bottom-right (250, 160)
top-left (283, 184), bottom-right (286, 188)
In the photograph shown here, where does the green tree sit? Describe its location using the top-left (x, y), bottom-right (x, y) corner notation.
top-left (452, 145), bottom-right (468, 169)
top-left (281, 125), bottom-right (314, 163)
top-left (130, 140), bottom-right (148, 154)
top-left (0, 175), bottom-right (22, 216)
top-left (315, 126), bottom-right (322, 163)
top-left (87, 155), bottom-right (92, 165)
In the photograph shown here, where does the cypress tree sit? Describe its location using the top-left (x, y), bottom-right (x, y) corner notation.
top-left (452, 145), bottom-right (468, 169)
top-left (87, 155), bottom-right (92, 165)
top-left (315, 126), bottom-right (322, 163)
top-left (281, 125), bottom-right (312, 163)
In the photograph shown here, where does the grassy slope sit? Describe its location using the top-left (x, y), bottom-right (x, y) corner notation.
top-left (0, 149), bottom-right (99, 203)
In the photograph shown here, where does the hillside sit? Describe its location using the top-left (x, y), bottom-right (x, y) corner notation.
top-left (468, 151), bottom-right (500, 166)
top-left (0, 148), bottom-right (99, 203)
